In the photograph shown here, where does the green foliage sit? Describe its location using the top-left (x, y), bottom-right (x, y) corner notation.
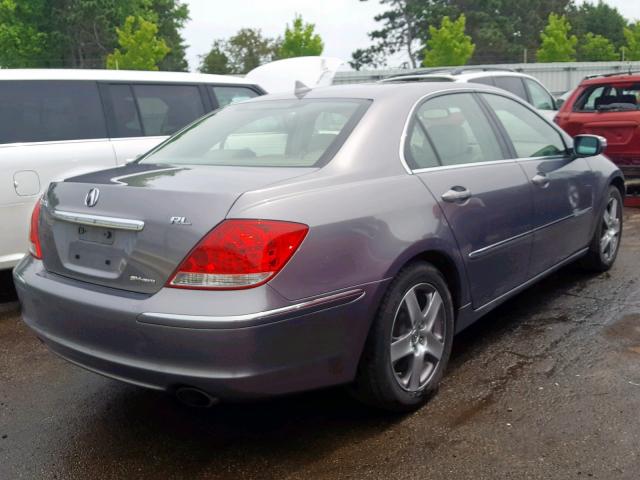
top-left (624, 22), bottom-right (640, 61)
top-left (278, 14), bottom-right (324, 58)
top-left (579, 33), bottom-right (618, 61)
top-left (422, 15), bottom-right (474, 67)
top-left (106, 16), bottom-right (170, 70)
top-left (0, 0), bottom-right (188, 69)
top-left (200, 29), bottom-right (279, 75)
top-left (0, 0), bottom-right (48, 67)
top-left (199, 40), bottom-right (231, 74)
top-left (569, 0), bottom-right (627, 49)
top-left (537, 13), bottom-right (577, 62)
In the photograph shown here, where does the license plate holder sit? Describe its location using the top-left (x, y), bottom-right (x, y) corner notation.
top-left (77, 225), bottom-right (115, 245)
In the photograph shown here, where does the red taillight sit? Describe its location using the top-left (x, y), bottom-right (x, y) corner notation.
top-left (167, 219), bottom-right (308, 290)
top-left (29, 200), bottom-right (43, 259)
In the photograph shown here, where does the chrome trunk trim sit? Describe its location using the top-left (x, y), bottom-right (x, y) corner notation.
top-left (50, 209), bottom-right (145, 231)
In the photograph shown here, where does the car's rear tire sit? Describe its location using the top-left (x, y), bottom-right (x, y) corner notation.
top-left (580, 185), bottom-right (623, 272)
top-left (351, 262), bottom-right (454, 412)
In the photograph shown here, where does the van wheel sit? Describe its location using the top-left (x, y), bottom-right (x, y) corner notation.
top-left (581, 186), bottom-right (623, 272)
top-left (351, 262), bottom-right (454, 412)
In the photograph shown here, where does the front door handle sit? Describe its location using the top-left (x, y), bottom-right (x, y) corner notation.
top-left (532, 173), bottom-right (550, 188)
top-left (441, 186), bottom-right (472, 203)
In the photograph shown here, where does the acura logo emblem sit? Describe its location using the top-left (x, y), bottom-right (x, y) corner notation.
top-left (85, 188), bottom-right (100, 207)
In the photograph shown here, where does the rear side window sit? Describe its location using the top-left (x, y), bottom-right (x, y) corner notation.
top-left (525, 79), bottom-right (555, 110)
top-left (406, 122), bottom-right (440, 169)
top-left (0, 81), bottom-right (107, 144)
top-left (212, 86), bottom-right (259, 108)
top-left (574, 84), bottom-right (640, 112)
top-left (414, 93), bottom-right (504, 166)
top-left (106, 84), bottom-right (143, 138)
top-left (493, 76), bottom-right (528, 101)
top-left (468, 77), bottom-right (495, 87)
top-left (482, 93), bottom-right (566, 158)
top-left (133, 84), bottom-right (205, 136)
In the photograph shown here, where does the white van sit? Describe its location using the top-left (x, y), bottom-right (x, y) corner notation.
top-left (0, 70), bottom-right (264, 270)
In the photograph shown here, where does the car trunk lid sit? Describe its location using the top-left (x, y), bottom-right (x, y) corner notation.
top-left (39, 163), bottom-right (314, 294)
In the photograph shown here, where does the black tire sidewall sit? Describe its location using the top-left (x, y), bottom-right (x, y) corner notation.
top-left (365, 262), bottom-right (455, 410)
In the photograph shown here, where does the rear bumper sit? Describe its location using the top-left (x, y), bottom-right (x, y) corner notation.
top-left (14, 256), bottom-right (385, 399)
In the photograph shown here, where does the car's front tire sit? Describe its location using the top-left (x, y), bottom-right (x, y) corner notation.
top-left (351, 262), bottom-right (454, 412)
top-left (581, 185), bottom-right (623, 272)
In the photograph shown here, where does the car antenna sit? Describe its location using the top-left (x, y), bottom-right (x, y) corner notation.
top-left (294, 80), bottom-right (312, 99)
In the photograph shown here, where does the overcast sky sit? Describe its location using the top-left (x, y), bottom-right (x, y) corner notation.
top-left (182, 0), bottom-right (640, 71)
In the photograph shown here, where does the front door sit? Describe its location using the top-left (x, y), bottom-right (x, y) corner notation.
top-left (406, 92), bottom-right (534, 308)
top-left (481, 93), bottom-right (595, 276)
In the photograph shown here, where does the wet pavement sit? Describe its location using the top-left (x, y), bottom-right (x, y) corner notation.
top-left (2, 210), bottom-right (640, 479)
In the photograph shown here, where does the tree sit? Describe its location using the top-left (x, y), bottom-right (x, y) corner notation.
top-left (624, 22), bottom-right (640, 61)
top-left (352, 0), bottom-right (449, 69)
top-left (0, 0), bottom-right (188, 69)
top-left (579, 33), bottom-right (618, 61)
top-left (149, 0), bottom-right (190, 71)
top-left (569, 0), bottom-right (627, 49)
top-left (422, 15), bottom-right (474, 67)
top-left (226, 28), bottom-right (280, 74)
top-left (199, 40), bottom-right (231, 74)
top-left (0, 0), bottom-right (48, 67)
top-left (278, 14), bottom-right (323, 58)
top-left (536, 13), bottom-right (577, 62)
top-left (106, 16), bottom-right (170, 70)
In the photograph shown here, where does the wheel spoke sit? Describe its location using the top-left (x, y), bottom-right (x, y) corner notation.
top-left (408, 354), bottom-right (424, 390)
top-left (403, 288), bottom-right (423, 328)
top-left (612, 218), bottom-right (621, 235)
top-left (603, 210), bottom-right (611, 228)
top-left (425, 331), bottom-right (444, 362)
top-left (600, 232), bottom-right (611, 254)
top-left (422, 291), bottom-right (443, 333)
top-left (609, 198), bottom-right (618, 222)
top-left (390, 333), bottom-right (413, 363)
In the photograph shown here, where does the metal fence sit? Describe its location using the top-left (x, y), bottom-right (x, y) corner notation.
top-left (333, 61), bottom-right (640, 95)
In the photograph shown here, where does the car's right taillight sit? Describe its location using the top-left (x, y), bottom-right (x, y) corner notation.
top-left (167, 219), bottom-right (308, 290)
top-left (29, 199), bottom-right (43, 259)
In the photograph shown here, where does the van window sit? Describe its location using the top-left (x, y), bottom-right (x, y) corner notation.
top-left (212, 86), bottom-right (259, 107)
top-left (106, 84), bottom-right (144, 138)
top-left (493, 76), bottom-right (528, 101)
top-left (0, 81), bottom-right (107, 144)
top-left (132, 84), bottom-right (205, 136)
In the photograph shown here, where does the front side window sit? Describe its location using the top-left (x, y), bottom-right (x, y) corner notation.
top-left (525, 79), bottom-right (555, 110)
top-left (413, 93), bottom-right (504, 166)
top-left (482, 93), bottom-right (566, 158)
top-left (493, 76), bottom-right (528, 101)
top-left (141, 99), bottom-right (370, 168)
top-left (132, 84), bottom-right (205, 136)
top-left (212, 86), bottom-right (259, 108)
top-left (0, 81), bottom-right (106, 144)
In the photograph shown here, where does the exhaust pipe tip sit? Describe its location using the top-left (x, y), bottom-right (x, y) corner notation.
top-left (175, 387), bottom-right (219, 408)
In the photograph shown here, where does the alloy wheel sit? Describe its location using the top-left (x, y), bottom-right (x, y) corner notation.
top-left (390, 283), bottom-right (446, 392)
top-left (601, 196), bottom-right (621, 263)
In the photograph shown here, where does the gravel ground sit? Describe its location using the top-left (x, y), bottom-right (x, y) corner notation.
top-left (1, 209), bottom-right (639, 479)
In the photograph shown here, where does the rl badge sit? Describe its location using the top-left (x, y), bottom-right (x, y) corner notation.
top-left (170, 216), bottom-right (191, 225)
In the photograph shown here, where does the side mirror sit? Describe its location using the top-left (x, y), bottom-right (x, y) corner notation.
top-left (573, 134), bottom-right (607, 158)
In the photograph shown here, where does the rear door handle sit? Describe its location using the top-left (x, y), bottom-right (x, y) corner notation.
top-left (531, 173), bottom-right (550, 188)
top-left (441, 186), bottom-right (472, 203)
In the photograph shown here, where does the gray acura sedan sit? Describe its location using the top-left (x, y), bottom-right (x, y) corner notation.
top-left (14, 82), bottom-right (623, 411)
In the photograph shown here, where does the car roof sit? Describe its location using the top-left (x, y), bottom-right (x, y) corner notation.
top-left (0, 69), bottom-right (257, 85)
top-left (381, 68), bottom-right (535, 84)
top-left (581, 72), bottom-right (640, 86)
top-left (250, 81), bottom-right (502, 103)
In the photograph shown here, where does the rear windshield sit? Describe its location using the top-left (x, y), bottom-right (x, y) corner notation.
top-left (140, 98), bottom-right (371, 167)
top-left (575, 83), bottom-right (640, 112)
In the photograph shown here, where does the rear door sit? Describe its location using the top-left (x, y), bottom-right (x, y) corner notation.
top-left (409, 92), bottom-right (534, 308)
top-left (102, 82), bottom-right (208, 163)
top-left (481, 92), bottom-right (595, 276)
top-left (0, 80), bottom-right (115, 269)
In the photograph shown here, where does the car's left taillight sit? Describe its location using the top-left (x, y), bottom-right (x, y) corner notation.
top-left (167, 219), bottom-right (309, 290)
top-left (29, 199), bottom-right (43, 259)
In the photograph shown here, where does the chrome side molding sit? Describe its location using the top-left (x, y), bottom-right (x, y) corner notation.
top-left (138, 288), bottom-right (366, 329)
top-left (51, 209), bottom-right (145, 231)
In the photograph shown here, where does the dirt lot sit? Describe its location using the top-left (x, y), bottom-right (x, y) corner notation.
top-left (1, 210), bottom-right (640, 480)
